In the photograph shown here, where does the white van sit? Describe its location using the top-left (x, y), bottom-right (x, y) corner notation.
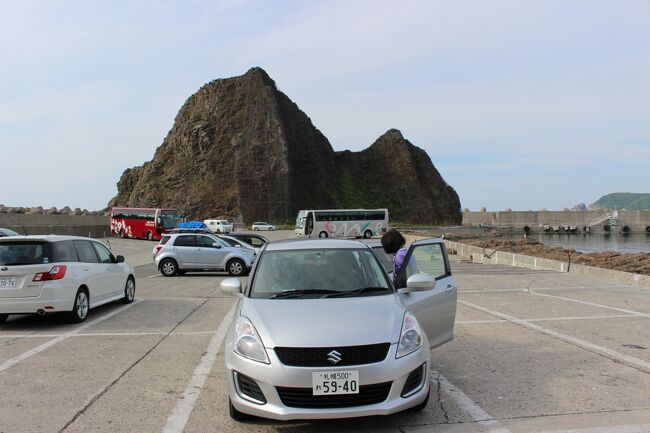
top-left (204, 219), bottom-right (233, 234)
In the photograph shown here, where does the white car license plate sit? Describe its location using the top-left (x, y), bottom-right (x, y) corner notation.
top-left (312, 370), bottom-right (359, 395)
top-left (0, 277), bottom-right (17, 288)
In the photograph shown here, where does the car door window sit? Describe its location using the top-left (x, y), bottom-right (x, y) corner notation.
top-left (197, 235), bottom-right (217, 248)
top-left (52, 240), bottom-right (78, 262)
top-left (173, 235), bottom-right (195, 247)
top-left (74, 240), bottom-right (99, 263)
top-left (249, 238), bottom-right (264, 247)
top-left (92, 242), bottom-right (114, 264)
top-left (404, 243), bottom-right (448, 281)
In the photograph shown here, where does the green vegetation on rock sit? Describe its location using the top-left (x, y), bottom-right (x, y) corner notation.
top-left (591, 193), bottom-right (650, 211)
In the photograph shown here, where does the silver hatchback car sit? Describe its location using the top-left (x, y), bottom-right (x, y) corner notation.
top-left (220, 238), bottom-right (457, 421)
top-left (153, 233), bottom-right (255, 277)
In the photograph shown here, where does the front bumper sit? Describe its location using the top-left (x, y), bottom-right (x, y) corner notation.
top-left (225, 342), bottom-right (430, 420)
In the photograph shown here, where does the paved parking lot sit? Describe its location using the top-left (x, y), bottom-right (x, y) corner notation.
top-left (1, 232), bottom-right (649, 433)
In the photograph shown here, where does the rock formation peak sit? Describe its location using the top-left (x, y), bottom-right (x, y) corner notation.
top-left (109, 70), bottom-right (461, 224)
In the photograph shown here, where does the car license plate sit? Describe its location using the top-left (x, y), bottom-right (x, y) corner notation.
top-left (0, 277), bottom-right (17, 288)
top-left (312, 370), bottom-right (359, 395)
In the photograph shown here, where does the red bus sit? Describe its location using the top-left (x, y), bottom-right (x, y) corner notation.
top-left (110, 207), bottom-right (182, 241)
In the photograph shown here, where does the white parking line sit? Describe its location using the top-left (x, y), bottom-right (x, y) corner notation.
top-left (145, 274), bottom-right (160, 279)
top-left (460, 300), bottom-right (650, 374)
top-left (535, 423), bottom-right (650, 433)
top-left (435, 371), bottom-right (513, 433)
top-left (456, 314), bottom-right (638, 325)
top-left (529, 291), bottom-right (650, 317)
top-left (0, 300), bottom-right (141, 374)
top-left (162, 304), bottom-right (236, 433)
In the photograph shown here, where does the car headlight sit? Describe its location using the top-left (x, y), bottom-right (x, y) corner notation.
top-left (234, 316), bottom-right (270, 364)
top-left (396, 311), bottom-right (423, 358)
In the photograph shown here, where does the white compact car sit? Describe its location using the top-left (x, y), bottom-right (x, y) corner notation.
top-left (0, 235), bottom-right (135, 323)
top-left (251, 222), bottom-right (276, 231)
top-left (220, 238), bottom-right (457, 421)
top-left (205, 219), bottom-right (233, 234)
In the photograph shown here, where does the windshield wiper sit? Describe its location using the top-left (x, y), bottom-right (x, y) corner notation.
top-left (322, 287), bottom-right (390, 298)
top-left (270, 289), bottom-right (340, 299)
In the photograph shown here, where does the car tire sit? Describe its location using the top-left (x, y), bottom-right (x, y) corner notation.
top-left (160, 258), bottom-right (178, 277)
top-left (146, 231), bottom-right (153, 241)
top-left (217, 229), bottom-right (222, 234)
top-left (364, 229), bottom-right (372, 239)
top-left (411, 386), bottom-right (430, 411)
top-left (0, 314), bottom-right (8, 324)
top-left (319, 231), bottom-right (328, 238)
top-left (227, 258), bottom-right (245, 276)
top-left (254, 227), bottom-right (259, 231)
top-left (120, 277), bottom-right (136, 304)
top-left (69, 288), bottom-right (89, 323)
top-left (229, 398), bottom-right (252, 421)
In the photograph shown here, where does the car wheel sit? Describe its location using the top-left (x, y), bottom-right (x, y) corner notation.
top-left (411, 386), bottom-right (430, 411)
top-left (160, 258), bottom-right (178, 277)
top-left (319, 231), bottom-right (328, 238)
top-left (227, 258), bottom-right (245, 276)
top-left (147, 231), bottom-right (153, 241)
top-left (229, 398), bottom-right (252, 421)
top-left (0, 314), bottom-right (8, 324)
top-left (120, 277), bottom-right (136, 304)
top-left (254, 227), bottom-right (259, 231)
top-left (217, 229), bottom-right (222, 234)
top-left (69, 288), bottom-right (89, 323)
top-left (364, 229), bottom-right (372, 239)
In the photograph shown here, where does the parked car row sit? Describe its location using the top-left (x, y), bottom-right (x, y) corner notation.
top-left (203, 220), bottom-right (278, 234)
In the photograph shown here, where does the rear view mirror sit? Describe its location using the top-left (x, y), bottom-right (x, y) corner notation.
top-left (116, 255), bottom-right (125, 263)
top-left (220, 278), bottom-right (242, 295)
top-left (212, 242), bottom-right (222, 249)
top-left (400, 273), bottom-right (435, 293)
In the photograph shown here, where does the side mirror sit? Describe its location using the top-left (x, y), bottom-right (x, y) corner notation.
top-left (220, 278), bottom-right (242, 295)
top-left (115, 255), bottom-right (125, 263)
top-left (400, 273), bottom-right (435, 293)
top-left (212, 242), bottom-right (222, 249)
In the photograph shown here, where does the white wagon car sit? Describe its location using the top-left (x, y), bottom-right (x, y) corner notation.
top-left (0, 235), bottom-right (135, 323)
top-left (205, 219), bottom-right (233, 234)
top-left (220, 238), bottom-right (457, 421)
top-left (251, 222), bottom-right (276, 231)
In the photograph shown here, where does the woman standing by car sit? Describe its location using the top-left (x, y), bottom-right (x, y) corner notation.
top-left (381, 229), bottom-right (408, 280)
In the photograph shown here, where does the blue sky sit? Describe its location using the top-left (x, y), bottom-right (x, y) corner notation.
top-left (1, 0), bottom-right (648, 211)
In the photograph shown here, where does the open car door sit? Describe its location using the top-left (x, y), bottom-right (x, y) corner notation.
top-left (396, 239), bottom-right (457, 349)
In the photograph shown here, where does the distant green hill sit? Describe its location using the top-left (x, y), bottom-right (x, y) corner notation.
top-left (591, 193), bottom-right (650, 210)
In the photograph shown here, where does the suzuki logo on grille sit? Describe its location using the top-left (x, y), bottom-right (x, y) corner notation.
top-left (327, 350), bottom-right (342, 364)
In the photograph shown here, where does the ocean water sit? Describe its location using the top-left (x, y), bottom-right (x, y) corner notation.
top-left (499, 233), bottom-right (650, 254)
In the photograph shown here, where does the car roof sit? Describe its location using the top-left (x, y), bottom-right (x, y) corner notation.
top-left (0, 235), bottom-right (102, 242)
top-left (265, 238), bottom-right (369, 251)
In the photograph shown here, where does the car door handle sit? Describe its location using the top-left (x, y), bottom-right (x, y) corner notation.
top-left (83, 266), bottom-right (89, 271)
top-left (445, 284), bottom-right (455, 292)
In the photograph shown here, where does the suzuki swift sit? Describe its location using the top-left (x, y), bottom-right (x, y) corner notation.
top-left (220, 238), bottom-right (457, 421)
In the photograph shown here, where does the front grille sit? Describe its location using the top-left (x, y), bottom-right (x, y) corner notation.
top-left (401, 364), bottom-right (425, 397)
top-left (274, 343), bottom-right (390, 367)
top-left (234, 372), bottom-right (266, 404)
top-left (276, 381), bottom-right (392, 408)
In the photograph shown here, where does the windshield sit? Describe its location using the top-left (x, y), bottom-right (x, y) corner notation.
top-left (250, 248), bottom-right (391, 299)
top-left (295, 211), bottom-right (306, 229)
top-left (0, 241), bottom-right (49, 266)
top-left (160, 210), bottom-right (181, 229)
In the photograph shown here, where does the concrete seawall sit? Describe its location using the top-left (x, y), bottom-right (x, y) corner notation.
top-left (0, 214), bottom-right (109, 238)
top-left (443, 239), bottom-right (650, 288)
top-left (463, 210), bottom-right (650, 234)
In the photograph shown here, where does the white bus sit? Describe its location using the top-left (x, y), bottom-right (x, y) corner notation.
top-left (295, 209), bottom-right (389, 238)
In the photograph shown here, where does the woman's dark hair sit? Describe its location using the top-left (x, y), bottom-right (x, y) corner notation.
top-left (381, 229), bottom-right (405, 254)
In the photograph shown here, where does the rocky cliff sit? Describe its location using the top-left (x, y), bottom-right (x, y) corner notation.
top-left (109, 68), bottom-right (461, 224)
